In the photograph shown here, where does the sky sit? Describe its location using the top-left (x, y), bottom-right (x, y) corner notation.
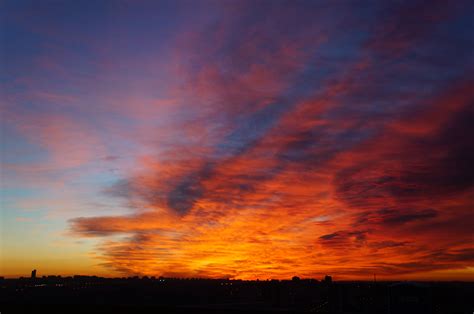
top-left (1, 0), bottom-right (473, 280)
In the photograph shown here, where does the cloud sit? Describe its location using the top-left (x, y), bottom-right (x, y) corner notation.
top-left (365, 0), bottom-right (470, 57)
top-left (333, 78), bottom-right (474, 211)
top-left (4, 0), bottom-right (469, 279)
top-left (319, 230), bottom-right (368, 249)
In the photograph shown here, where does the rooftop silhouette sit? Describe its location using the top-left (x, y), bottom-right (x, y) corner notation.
top-left (0, 274), bottom-right (472, 314)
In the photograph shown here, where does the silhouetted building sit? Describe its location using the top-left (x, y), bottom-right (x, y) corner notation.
top-left (389, 282), bottom-right (431, 314)
top-left (0, 276), bottom-right (472, 313)
top-left (323, 275), bottom-right (332, 284)
top-left (292, 276), bottom-right (300, 281)
top-left (31, 269), bottom-right (36, 279)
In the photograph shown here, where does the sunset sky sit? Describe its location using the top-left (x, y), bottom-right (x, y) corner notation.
top-left (1, 0), bottom-right (473, 281)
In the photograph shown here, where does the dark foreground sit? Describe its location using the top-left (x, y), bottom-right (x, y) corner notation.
top-left (1, 276), bottom-right (472, 314)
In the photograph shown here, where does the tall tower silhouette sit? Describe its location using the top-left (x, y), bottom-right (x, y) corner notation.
top-left (31, 269), bottom-right (37, 279)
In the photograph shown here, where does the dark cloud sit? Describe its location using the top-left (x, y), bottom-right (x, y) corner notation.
top-left (365, 0), bottom-right (471, 58)
top-left (319, 230), bottom-right (368, 249)
top-left (166, 163), bottom-right (213, 215)
top-left (335, 81), bottom-right (474, 210)
top-left (355, 208), bottom-right (438, 227)
top-left (368, 241), bottom-right (408, 250)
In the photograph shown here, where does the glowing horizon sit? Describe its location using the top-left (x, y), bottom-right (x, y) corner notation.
top-left (1, 0), bottom-right (473, 281)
